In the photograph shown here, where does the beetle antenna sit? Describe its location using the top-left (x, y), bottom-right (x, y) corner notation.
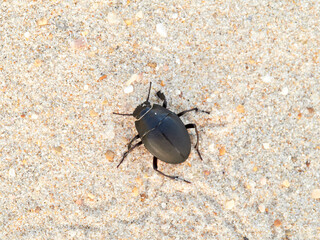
top-left (113, 112), bottom-right (133, 116)
top-left (146, 82), bottom-right (152, 102)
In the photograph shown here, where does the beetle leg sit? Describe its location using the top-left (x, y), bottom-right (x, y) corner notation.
top-left (185, 123), bottom-right (203, 161)
top-left (153, 157), bottom-right (191, 183)
top-left (127, 135), bottom-right (140, 150)
top-left (117, 141), bottom-right (143, 168)
top-left (156, 91), bottom-right (167, 108)
top-left (177, 108), bottom-right (210, 117)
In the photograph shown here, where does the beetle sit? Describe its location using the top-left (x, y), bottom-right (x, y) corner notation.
top-left (113, 83), bottom-right (210, 183)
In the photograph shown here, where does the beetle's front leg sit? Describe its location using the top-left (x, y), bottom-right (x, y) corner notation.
top-left (177, 108), bottom-right (210, 117)
top-left (156, 91), bottom-right (167, 108)
top-left (117, 141), bottom-right (142, 168)
top-left (153, 157), bottom-right (191, 183)
top-left (127, 134), bottom-right (140, 150)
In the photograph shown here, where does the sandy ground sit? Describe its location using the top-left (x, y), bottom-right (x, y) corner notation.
top-left (1, 1), bottom-right (320, 239)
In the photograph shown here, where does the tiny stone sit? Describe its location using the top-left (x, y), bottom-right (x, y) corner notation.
top-left (282, 180), bottom-right (290, 188)
top-left (156, 23), bottom-right (167, 38)
top-left (280, 87), bottom-right (289, 95)
top-left (258, 204), bottom-right (265, 213)
top-left (89, 109), bottom-right (98, 117)
top-left (161, 202), bottom-right (167, 209)
top-left (124, 85), bottom-right (133, 94)
top-left (9, 168), bottom-right (16, 178)
top-left (70, 37), bottom-right (87, 49)
top-left (53, 146), bottom-right (63, 153)
top-left (31, 113), bottom-right (38, 119)
top-left (105, 150), bottom-right (115, 162)
top-left (24, 32), bottom-right (31, 38)
top-left (260, 177), bottom-right (267, 185)
top-left (84, 84), bottom-right (89, 90)
top-left (175, 90), bottom-right (181, 95)
top-left (262, 74), bottom-right (273, 83)
top-left (126, 74), bottom-right (139, 85)
top-left (107, 12), bottom-right (121, 25)
top-left (88, 193), bottom-right (95, 200)
top-left (311, 189), bottom-right (320, 199)
top-left (263, 143), bottom-right (270, 149)
top-left (274, 219), bottom-right (282, 227)
top-left (225, 200), bottom-right (235, 210)
top-left (37, 18), bottom-right (48, 26)
top-left (172, 13), bottom-right (178, 19)
top-left (135, 11), bottom-right (144, 20)
top-left (132, 187), bottom-right (139, 197)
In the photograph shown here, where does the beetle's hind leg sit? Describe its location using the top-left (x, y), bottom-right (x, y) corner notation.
top-left (156, 91), bottom-right (167, 108)
top-left (153, 157), bottom-right (191, 183)
top-left (185, 123), bottom-right (203, 161)
top-left (117, 137), bottom-right (142, 168)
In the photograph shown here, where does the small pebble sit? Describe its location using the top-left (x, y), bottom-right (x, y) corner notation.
top-left (236, 104), bottom-right (245, 113)
top-left (70, 37), bottom-right (87, 49)
top-left (135, 11), bottom-right (144, 20)
top-left (282, 180), bottom-right (290, 188)
top-left (274, 219), bottom-right (282, 227)
top-left (126, 74), bottom-right (139, 85)
top-left (262, 74), bottom-right (273, 83)
top-left (156, 23), bottom-right (167, 38)
top-left (219, 146), bottom-right (226, 156)
top-left (9, 168), bottom-right (16, 178)
top-left (258, 204), bottom-right (265, 213)
top-left (24, 32), bottom-right (31, 39)
top-left (263, 143), bottom-right (270, 149)
top-left (84, 84), bottom-right (89, 90)
top-left (280, 87), bottom-right (289, 95)
top-left (31, 113), bottom-right (38, 119)
top-left (260, 177), bottom-right (267, 185)
top-left (105, 150), bottom-right (115, 162)
top-left (311, 189), bottom-right (320, 199)
top-left (132, 187), bottom-right (139, 197)
top-left (53, 146), bottom-right (63, 153)
top-left (124, 85), bottom-right (133, 94)
top-left (225, 200), bottom-right (235, 210)
top-left (88, 193), bottom-right (95, 200)
top-left (107, 12), bottom-right (121, 25)
top-left (172, 13), bottom-right (178, 19)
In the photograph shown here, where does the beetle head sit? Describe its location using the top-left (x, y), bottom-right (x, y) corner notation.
top-left (133, 82), bottom-right (152, 119)
top-left (133, 101), bottom-right (151, 119)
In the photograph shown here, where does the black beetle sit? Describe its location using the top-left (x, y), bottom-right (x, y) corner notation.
top-left (113, 83), bottom-right (210, 183)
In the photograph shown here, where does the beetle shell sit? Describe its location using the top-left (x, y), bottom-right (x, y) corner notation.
top-left (135, 104), bottom-right (191, 164)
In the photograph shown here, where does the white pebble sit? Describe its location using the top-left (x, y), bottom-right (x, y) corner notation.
top-left (175, 90), bottom-right (181, 95)
top-left (107, 12), bottom-right (121, 25)
top-left (161, 202), bottom-right (167, 209)
top-left (84, 84), bottom-right (89, 90)
top-left (280, 87), bottom-right (288, 95)
top-left (311, 189), bottom-right (320, 199)
top-left (31, 113), bottom-right (38, 119)
top-left (225, 200), bottom-right (235, 210)
top-left (24, 32), bottom-right (31, 38)
top-left (135, 11), bottom-right (144, 20)
top-left (156, 23), bottom-right (167, 38)
top-left (9, 168), bottom-right (16, 178)
top-left (263, 143), bottom-right (270, 149)
top-left (258, 204), bottom-right (265, 212)
top-left (262, 74), bottom-right (273, 83)
top-left (260, 177), bottom-right (267, 185)
top-left (172, 13), bottom-right (178, 19)
top-left (126, 74), bottom-right (138, 85)
top-left (124, 85), bottom-right (133, 94)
